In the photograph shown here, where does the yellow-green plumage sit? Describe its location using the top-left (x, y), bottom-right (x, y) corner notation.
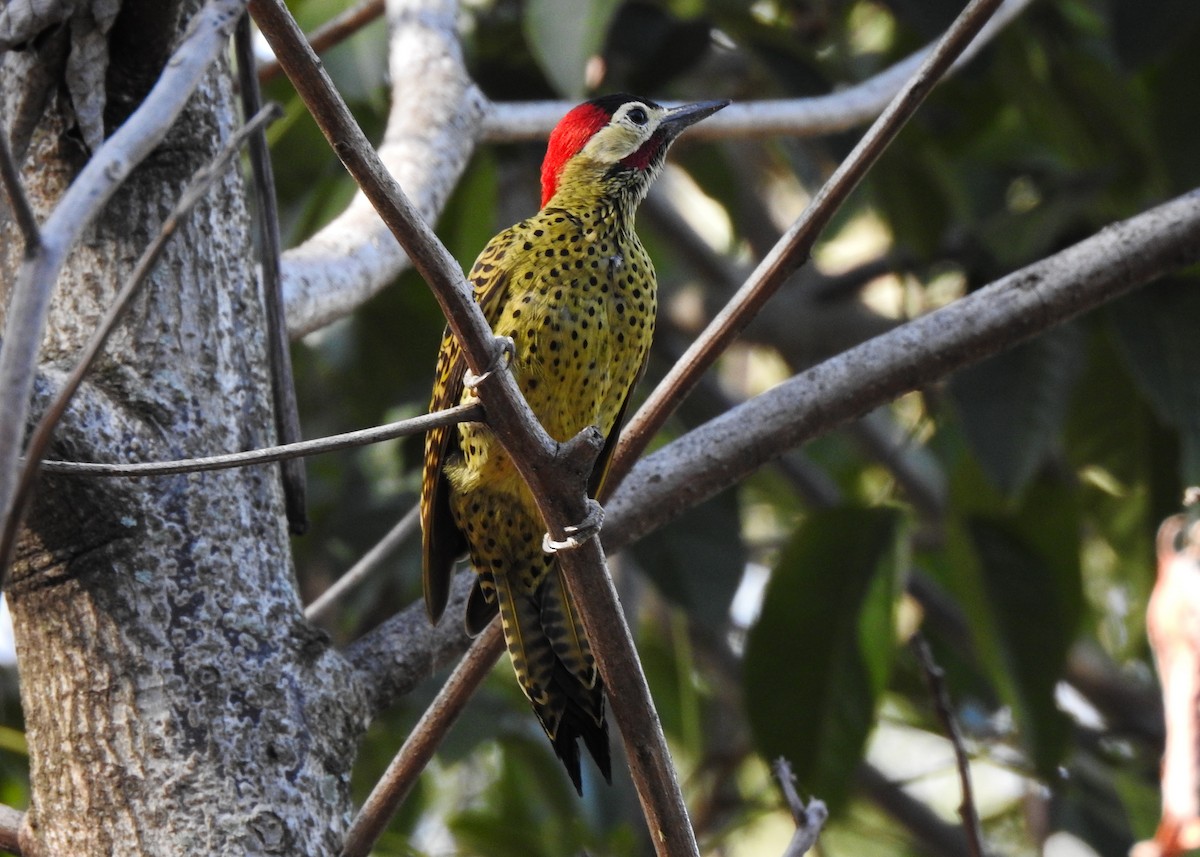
top-left (421, 94), bottom-right (727, 792)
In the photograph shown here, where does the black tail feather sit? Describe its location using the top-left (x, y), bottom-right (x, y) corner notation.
top-left (551, 700), bottom-right (611, 794)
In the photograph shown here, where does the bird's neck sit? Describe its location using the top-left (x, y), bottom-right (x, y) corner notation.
top-left (545, 158), bottom-right (648, 234)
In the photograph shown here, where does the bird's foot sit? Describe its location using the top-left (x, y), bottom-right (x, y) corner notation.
top-left (463, 335), bottom-right (516, 389)
top-left (542, 499), bottom-right (605, 553)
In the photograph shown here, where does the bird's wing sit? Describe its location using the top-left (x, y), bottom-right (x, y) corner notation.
top-left (587, 349), bottom-right (649, 500)
top-left (421, 231), bottom-right (517, 623)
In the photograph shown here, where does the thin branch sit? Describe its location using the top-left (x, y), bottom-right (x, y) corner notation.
top-left (911, 634), bottom-right (986, 857)
top-left (249, 1), bottom-right (699, 851)
top-left (0, 103), bottom-right (281, 578)
top-left (236, 14), bottom-right (308, 534)
top-left (340, 622), bottom-right (504, 857)
top-left (604, 188), bottom-right (1200, 552)
top-left (37, 403), bottom-right (481, 477)
top-left (257, 0), bottom-right (384, 85)
top-left (305, 505), bottom-right (420, 622)
top-left (607, 0), bottom-right (1012, 491)
top-left (0, 124), bottom-right (39, 250)
top-left (0, 0), bottom-right (247, 583)
top-left (480, 0), bottom-right (1033, 142)
top-left (772, 758), bottom-right (828, 857)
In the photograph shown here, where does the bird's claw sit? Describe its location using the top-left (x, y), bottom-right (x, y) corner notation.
top-left (542, 500), bottom-right (605, 554)
top-left (463, 336), bottom-right (516, 390)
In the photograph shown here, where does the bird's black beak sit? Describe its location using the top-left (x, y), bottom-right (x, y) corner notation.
top-left (660, 99), bottom-right (730, 138)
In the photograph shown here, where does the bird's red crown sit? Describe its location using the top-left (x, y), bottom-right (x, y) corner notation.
top-left (540, 93), bottom-right (662, 205)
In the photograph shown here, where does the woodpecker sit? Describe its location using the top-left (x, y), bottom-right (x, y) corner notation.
top-left (421, 93), bottom-right (728, 792)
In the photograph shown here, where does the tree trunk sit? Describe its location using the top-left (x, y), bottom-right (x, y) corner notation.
top-left (0, 5), bottom-right (363, 854)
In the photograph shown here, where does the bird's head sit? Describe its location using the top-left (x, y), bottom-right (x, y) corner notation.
top-left (540, 93), bottom-right (729, 207)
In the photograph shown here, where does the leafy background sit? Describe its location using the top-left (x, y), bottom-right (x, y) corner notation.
top-left (7, 0), bottom-right (1200, 854)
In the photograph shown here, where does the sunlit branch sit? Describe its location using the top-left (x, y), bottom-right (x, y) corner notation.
top-left (481, 0), bottom-right (1034, 142)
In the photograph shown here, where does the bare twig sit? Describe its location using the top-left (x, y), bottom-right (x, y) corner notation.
top-left (250, 1), bottom-right (699, 852)
top-left (772, 758), bottom-right (828, 857)
top-left (340, 622), bottom-right (504, 857)
top-left (604, 188), bottom-right (1200, 552)
top-left (305, 505), bottom-right (420, 622)
top-left (911, 634), bottom-right (986, 857)
top-left (607, 0), bottom-right (1012, 492)
top-left (0, 125), bottom-right (39, 250)
top-left (0, 0), bottom-right (247, 585)
top-left (38, 403), bottom-right (480, 477)
top-left (236, 14), bottom-right (308, 534)
top-left (257, 0), bottom-right (384, 84)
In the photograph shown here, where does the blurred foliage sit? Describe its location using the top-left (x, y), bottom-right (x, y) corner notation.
top-left (4, 0), bottom-right (1194, 855)
top-left (261, 0), bottom-right (1199, 854)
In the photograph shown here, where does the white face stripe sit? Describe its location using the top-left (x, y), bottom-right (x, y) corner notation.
top-left (578, 101), bottom-right (669, 164)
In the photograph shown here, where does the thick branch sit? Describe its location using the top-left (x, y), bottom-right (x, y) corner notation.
top-left (604, 189), bottom-right (1200, 550)
top-left (344, 572), bottom-right (475, 714)
top-left (279, 0), bottom-right (486, 337)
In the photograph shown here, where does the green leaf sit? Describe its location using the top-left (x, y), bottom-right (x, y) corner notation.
top-left (743, 507), bottom-right (903, 814)
top-left (1108, 279), bottom-right (1200, 483)
top-left (950, 324), bottom-right (1084, 498)
top-left (629, 489), bottom-right (745, 627)
top-left (967, 478), bottom-right (1084, 776)
top-left (523, 0), bottom-right (622, 97)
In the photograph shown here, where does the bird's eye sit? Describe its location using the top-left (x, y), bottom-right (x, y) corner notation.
top-left (627, 107), bottom-right (648, 126)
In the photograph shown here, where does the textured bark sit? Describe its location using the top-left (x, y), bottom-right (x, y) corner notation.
top-left (0, 5), bottom-right (365, 855)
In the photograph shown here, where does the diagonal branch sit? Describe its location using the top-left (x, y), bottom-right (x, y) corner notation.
top-left (257, 0), bottom-right (384, 85)
top-left (341, 622), bottom-right (504, 857)
top-left (249, 1), bottom-right (699, 852)
top-left (0, 125), bottom-right (39, 250)
top-left (606, 0), bottom-right (1013, 491)
top-left (603, 189), bottom-right (1200, 550)
top-left (279, 0), bottom-right (486, 337)
top-left (0, 0), bottom-right (248, 583)
top-left (911, 634), bottom-right (986, 857)
top-left (276, 0), bottom-right (1034, 339)
top-left (305, 505), bottom-right (421, 622)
